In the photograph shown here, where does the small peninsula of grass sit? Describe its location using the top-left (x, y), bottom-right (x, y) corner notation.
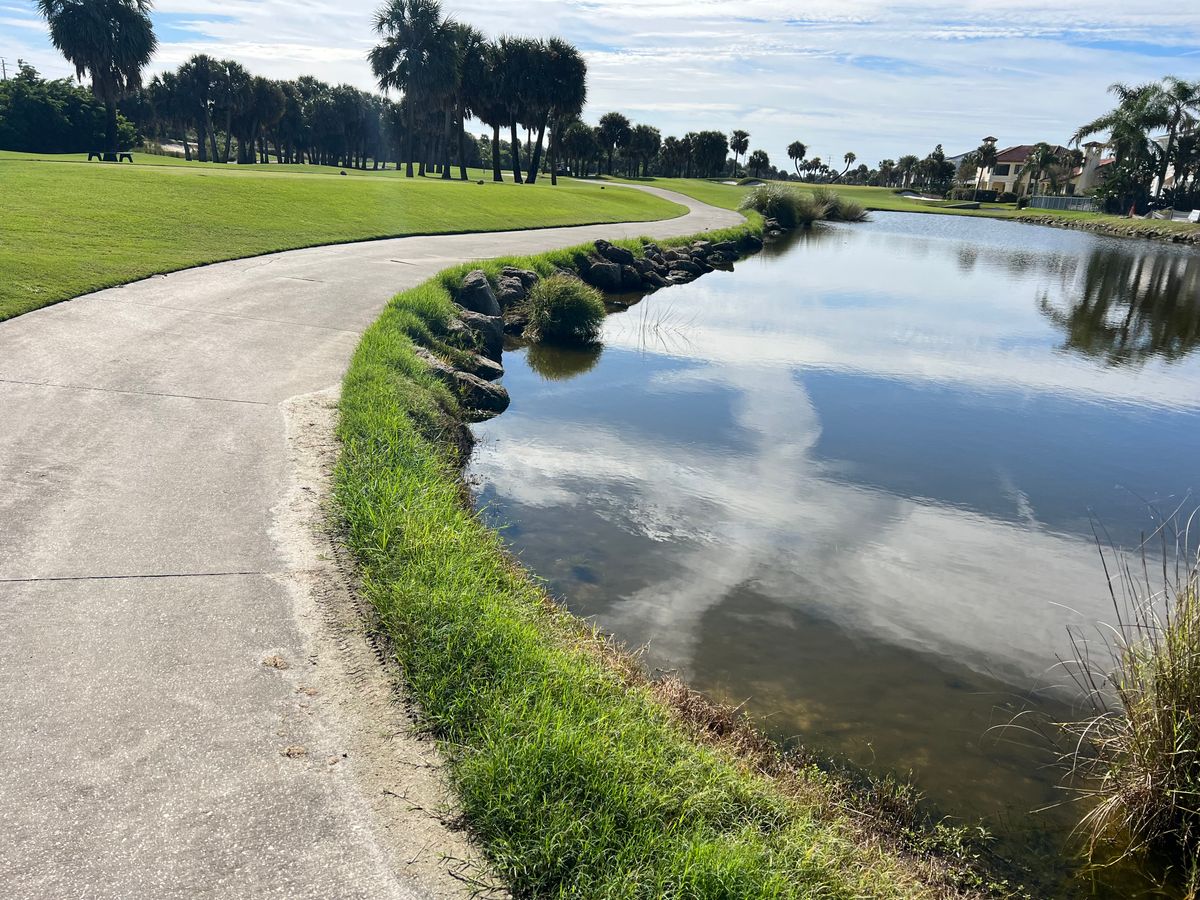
top-left (0, 151), bottom-right (684, 322)
top-left (334, 219), bottom-right (1009, 899)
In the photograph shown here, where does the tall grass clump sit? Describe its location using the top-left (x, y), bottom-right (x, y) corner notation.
top-left (740, 183), bottom-right (830, 229)
top-left (1063, 532), bottom-right (1200, 888)
top-left (812, 188), bottom-right (869, 222)
top-left (523, 274), bottom-right (606, 344)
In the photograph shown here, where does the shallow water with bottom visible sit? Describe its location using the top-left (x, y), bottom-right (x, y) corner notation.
top-left (467, 212), bottom-right (1200, 894)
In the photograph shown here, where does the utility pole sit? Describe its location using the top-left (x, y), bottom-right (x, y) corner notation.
top-left (1, 58), bottom-right (8, 81)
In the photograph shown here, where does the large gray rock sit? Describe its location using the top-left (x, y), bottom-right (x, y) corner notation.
top-left (500, 266), bottom-right (540, 291)
top-left (671, 259), bottom-right (704, 276)
top-left (413, 346), bottom-right (509, 415)
top-left (503, 309), bottom-right (529, 335)
top-left (457, 306), bottom-right (504, 361)
top-left (621, 265), bottom-right (644, 292)
top-left (463, 352), bottom-right (504, 381)
top-left (711, 241), bottom-right (739, 255)
top-left (495, 274), bottom-right (527, 308)
top-left (455, 373), bottom-right (510, 417)
top-left (582, 257), bottom-right (622, 292)
top-left (667, 269), bottom-right (698, 284)
top-left (743, 235), bottom-right (764, 251)
top-left (641, 270), bottom-right (668, 289)
top-left (458, 270), bottom-right (501, 317)
top-left (594, 239), bottom-right (636, 267)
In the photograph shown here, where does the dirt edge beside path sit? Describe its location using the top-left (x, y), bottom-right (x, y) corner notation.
top-left (273, 389), bottom-right (505, 900)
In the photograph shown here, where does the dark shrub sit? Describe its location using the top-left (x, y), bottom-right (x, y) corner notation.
top-left (997, 192), bottom-right (1018, 204)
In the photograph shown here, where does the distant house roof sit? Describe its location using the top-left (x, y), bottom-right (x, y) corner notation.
top-left (993, 144), bottom-right (1072, 163)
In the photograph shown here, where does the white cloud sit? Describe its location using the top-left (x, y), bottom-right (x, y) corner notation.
top-left (4, 1), bottom-right (1199, 162)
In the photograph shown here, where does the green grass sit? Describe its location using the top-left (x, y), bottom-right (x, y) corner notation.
top-left (0, 151), bottom-right (685, 322)
top-left (332, 219), bottom-right (1003, 899)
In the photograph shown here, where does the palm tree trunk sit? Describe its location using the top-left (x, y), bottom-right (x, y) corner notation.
top-left (509, 120), bottom-right (523, 184)
top-left (197, 119), bottom-right (209, 162)
top-left (491, 124), bottom-right (503, 182)
top-left (205, 111), bottom-right (220, 163)
top-left (457, 107), bottom-right (468, 181)
top-left (103, 101), bottom-right (119, 156)
top-left (549, 120), bottom-right (559, 186)
top-left (405, 103), bottom-right (416, 177)
top-left (1156, 127), bottom-right (1177, 200)
top-left (527, 119), bottom-right (547, 183)
top-left (441, 108), bottom-right (453, 180)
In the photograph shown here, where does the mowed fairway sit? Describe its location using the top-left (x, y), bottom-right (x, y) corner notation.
top-left (0, 152), bottom-right (684, 321)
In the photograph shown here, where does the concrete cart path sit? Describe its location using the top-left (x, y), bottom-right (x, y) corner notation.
top-left (0, 186), bottom-right (743, 899)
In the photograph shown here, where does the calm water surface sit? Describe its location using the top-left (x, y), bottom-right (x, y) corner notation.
top-left (467, 212), bottom-right (1200, 891)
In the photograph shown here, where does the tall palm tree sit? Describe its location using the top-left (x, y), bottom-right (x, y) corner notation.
top-left (972, 140), bottom-right (997, 200)
top-left (496, 35), bottom-right (536, 184)
top-left (1075, 82), bottom-right (1166, 187)
top-left (448, 23), bottom-right (486, 180)
top-left (896, 154), bottom-right (919, 188)
top-left (542, 37), bottom-right (586, 186)
top-left (747, 149), bottom-right (769, 178)
top-left (597, 111), bottom-right (630, 177)
top-left (1151, 76), bottom-right (1200, 199)
top-left (37, 0), bottom-right (157, 157)
top-left (834, 150), bottom-right (856, 182)
top-left (786, 140), bottom-right (806, 179)
top-left (729, 128), bottom-right (749, 176)
top-left (1021, 142), bottom-right (1058, 197)
top-left (466, 41), bottom-right (507, 183)
top-left (369, 0), bottom-right (448, 178)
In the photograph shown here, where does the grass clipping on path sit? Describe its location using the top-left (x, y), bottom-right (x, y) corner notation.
top-left (334, 224), bottom-right (994, 899)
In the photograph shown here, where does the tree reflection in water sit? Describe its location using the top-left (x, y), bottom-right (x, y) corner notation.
top-left (1040, 247), bottom-right (1200, 366)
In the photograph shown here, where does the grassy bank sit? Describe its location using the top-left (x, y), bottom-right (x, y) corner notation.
top-left (610, 176), bottom-right (1200, 242)
top-left (0, 151), bottom-right (683, 322)
top-left (333, 220), bottom-right (1008, 898)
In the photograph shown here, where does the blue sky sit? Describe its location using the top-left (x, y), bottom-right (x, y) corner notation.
top-left (3, 1), bottom-right (1198, 165)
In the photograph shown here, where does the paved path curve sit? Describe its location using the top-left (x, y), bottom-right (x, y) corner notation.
top-left (0, 186), bottom-right (743, 899)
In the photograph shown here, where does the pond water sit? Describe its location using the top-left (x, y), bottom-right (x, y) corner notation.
top-left (467, 212), bottom-right (1200, 893)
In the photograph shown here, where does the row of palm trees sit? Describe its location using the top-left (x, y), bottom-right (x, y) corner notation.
top-left (1073, 76), bottom-right (1200, 208)
top-left (368, 0), bottom-right (586, 183)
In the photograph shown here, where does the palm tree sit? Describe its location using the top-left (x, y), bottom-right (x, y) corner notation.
top-left (747, 149), bottom-right (769, 178)
top-left (448, 23), bottom-right (486, 180)
top-left (834, 151), bottom-right (856, 182)
top-left (495, 35), bottom-right (537, 184)
top-left (1151, 76), bottom-right (1200, 199)
top-left (467, 41), bottom-right (508, 183)
top-left (1021, 142), bottom-right (1059, 197)
top-left (972, 140), bottom-right (998, 200)
top-left (628, 123), bottom-right (660, 177)
top-left (786, 140), bottom-right (806, 179)
top-left (597, 111), bottom-right (630, 177)
top-left (38, 0), bottom-right (157, 157)
top-left (369, 0), bottom-right (448, 178)
top-left (896, 154), bottom-right (919, 188)
top-left (877, 159), bottom-right (895, 187)
top-left (729, 129), bottom-right (749, 176)
top-left (1074, 82), bottom-right (1167, 209)
top-left (531, 37), bottom-right (586, 185)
